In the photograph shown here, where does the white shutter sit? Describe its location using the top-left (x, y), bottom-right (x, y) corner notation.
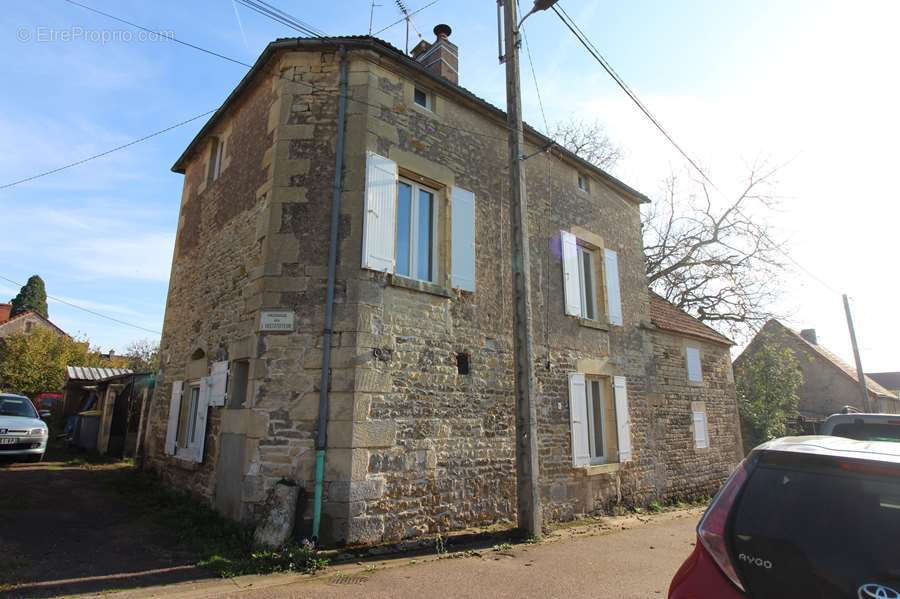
top-left (450, 186), bottom-right (476, 291)
top-left (561, 231), bottom-right (582, 316)
top-left (190, 377), bottom-right (212, 463)
top-left (693, 411), bottom-right (709, 449)
top-left (568, 373), bottom-right (591, 467)
top-left (614, 376), bottom-right (632, 462)
top-left (686, 347), bottom-right (702, 382)
top-left (208, 360), bottom-right (229, 407)
top-left (362, 151), bottom-right (398, 272)
top-left (604, 248), bottom-right (623, 326)
top-left (165, 380), bottom-right (183, 456)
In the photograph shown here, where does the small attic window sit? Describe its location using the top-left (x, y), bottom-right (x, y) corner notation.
top-left (577, 173), bottom-right (590, 192)
top-left (414, 87), bottom-right (432, 110)
top-left (208, 137), bottom-right (225, 183)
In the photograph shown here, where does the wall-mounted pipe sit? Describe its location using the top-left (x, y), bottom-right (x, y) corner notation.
top-left (312, 46), bottom-right (349, 543)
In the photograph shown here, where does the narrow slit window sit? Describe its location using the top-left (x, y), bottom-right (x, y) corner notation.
top-left (456, 352), bottom-right (470, 375)
top-left (208, 137), bottom-right (224, 183)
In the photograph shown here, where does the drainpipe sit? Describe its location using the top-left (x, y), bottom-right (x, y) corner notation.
top-left (313, 46), bottom-right (349, 543)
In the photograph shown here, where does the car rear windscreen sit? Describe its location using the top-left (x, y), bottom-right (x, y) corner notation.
top-left (730, 452), bottom-right (900, 598)
top-left (830, 421), bottom-right (900, 443)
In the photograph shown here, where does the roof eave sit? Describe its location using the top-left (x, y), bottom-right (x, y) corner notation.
top-left (170, 37), bottom-right (652, 205)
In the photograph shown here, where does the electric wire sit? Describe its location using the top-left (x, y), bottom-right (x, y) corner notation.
top-left (0, 275), bottom-right (162, 335)
top-left (1, 0), bottom-right (509, 190)
top-left (554, 2), bottom-right (843, 296)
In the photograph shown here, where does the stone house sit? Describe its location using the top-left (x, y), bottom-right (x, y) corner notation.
top-left (0, 305), bottom-right (67, 339)
top-left (145, 29), bottom-right (742, 545)
top-left (735, 320), bottom-right (900, 427)
top-left (868, 372), bottom-right (900, 399)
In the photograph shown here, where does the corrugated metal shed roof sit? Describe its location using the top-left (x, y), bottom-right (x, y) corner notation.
top-left (66, 366), bottom-right (133, 382)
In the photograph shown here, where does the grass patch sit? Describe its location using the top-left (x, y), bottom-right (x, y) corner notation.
top-left (109, 471), bottom-right (327, 578)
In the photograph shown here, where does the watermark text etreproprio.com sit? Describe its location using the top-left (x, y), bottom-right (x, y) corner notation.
top-left (17, 26), bottom-right (175, 44)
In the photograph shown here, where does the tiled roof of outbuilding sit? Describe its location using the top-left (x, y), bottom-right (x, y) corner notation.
top-left (648, 292), bottom-right (733, 346)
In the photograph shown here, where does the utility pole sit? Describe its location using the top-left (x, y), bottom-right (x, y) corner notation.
top-left (843, 294), bottom-right (871, 412)
top-left (501, 0), bottom-right (552, 539)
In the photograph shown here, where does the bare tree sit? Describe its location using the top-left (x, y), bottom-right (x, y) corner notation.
top-left (550, 119), bottom-right (623, 171)
top-left (643, 162), bottom-right (788, 341)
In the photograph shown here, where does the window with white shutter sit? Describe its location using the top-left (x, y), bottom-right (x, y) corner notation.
top-left (561, 231), bottom-right (583, 317)
top-left (165, 380), bottom-right (183, 456)
top-left (604, 248), bottom-right (623, 326)
top-left (362, 152), bottom-right (398, 272)
top-left (189, 378), bottom-right (212, 463)
top-left (693, 410), bottom-right (709, 449)
top-left (568, 373), bottom-right (590, 467)
top-left (614, 376), bottom-right (632, 462)
top-left (450, 186), bottom-right (476, 291)
top-left (686, 347), bottom-right (702, 382)
top-left (208, 361), bottom-right (229, 407)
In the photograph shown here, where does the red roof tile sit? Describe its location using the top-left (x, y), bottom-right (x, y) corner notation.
top-left (648, 292), bottom-right (733, 346)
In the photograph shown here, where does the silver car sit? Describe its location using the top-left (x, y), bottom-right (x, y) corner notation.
top-left (821, 412), bottom-right (900, 443)
top-left (0, 393), bottom-right (49, 462)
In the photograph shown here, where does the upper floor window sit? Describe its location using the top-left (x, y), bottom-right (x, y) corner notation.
top-left (208, 137), bottom-right (225, 183)
top-left (396, 179), bottom-right (438, 283)
top-left (561, 230), bottom-right (623, 325)
top-left (576, 245), bottom-right (598, 320)
top-left (577, 173), bottom-right (590, 192)
top-left (686, 346), bottom-right (703, 382)
top-left (414, 87), bottom-right (432, 110)
top-left (361, 152), bottom-right (476, 293)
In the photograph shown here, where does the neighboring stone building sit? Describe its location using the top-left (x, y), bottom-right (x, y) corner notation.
top-left (145, 30), bottom-right (742, 545)
top-left (735, 320), bottom-right (900, 426)
top-left (0, 308), bottom-right (67, 339)
top-left (868, 372), bottom-right (900, 399)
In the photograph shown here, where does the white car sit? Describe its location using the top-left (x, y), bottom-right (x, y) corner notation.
top-left (0, 393), bottom-right (48, 462)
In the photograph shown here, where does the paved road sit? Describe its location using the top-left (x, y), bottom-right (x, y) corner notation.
top-left (220, 509), bottom-right (701, 599)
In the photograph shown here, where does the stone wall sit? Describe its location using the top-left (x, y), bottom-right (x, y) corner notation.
top-left (148, 42), bottom-right (742, 546)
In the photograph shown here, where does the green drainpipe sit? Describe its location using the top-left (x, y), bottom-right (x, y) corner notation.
top-left (312, 46), bottom-right (348, 543)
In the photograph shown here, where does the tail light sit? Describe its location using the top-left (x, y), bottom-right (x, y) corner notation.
top-left (697, 460), bottom-right (749, 592)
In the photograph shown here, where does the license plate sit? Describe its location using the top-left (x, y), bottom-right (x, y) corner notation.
top-left (0, 438), bottom-right (15, 445)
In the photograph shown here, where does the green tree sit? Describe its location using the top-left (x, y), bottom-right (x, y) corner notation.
top-left (0, 328), bottom-right (92, 396)
top-left (10, 275), bottom-right (49, 319)
top-left (735, 342), bottom-right (803, 452)
top-left (122, 339), bottom-right (160, 372)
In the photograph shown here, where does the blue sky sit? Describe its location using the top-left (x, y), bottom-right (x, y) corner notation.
top-left (1, 1), bottom-right (897, 371)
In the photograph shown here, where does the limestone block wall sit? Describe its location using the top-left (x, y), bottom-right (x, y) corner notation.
top-left (149, 42), bottom-right (743, 546)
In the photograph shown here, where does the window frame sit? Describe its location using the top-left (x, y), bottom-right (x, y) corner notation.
top-left (576, 244), bottom-right (599, 321)
top-left (577, 173), bottom-right (590, 192)
top-left (395, 177), bottom-right (439, 284)
top-left (686, 346), bottom-right (703, 383)
top-left (208, 137), bottom-right (224, 183)
top-left (176, 381), bottom-right (201, 452)
top-left (585, 378), bottom-right (609, 464)
top-left (413, 87), bottom-right (433, 111)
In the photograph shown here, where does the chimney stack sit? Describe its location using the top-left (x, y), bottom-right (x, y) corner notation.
top-left (410, 24), bottom-right (458, 84)
top-left (800, 328), bottom-right (818, 345)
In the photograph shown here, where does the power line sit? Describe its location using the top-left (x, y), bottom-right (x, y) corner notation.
top-left (3, 0), bottom-right (510, 191)
top-left (553, 2), bottom-right (844, 297)
top-left (373, 0), bottom-right (441, 36)
top-left (0, 275), bottom-right (162, 335)
top-left (234, 0), bottom-right (326, 38)
top-left (0, 110), bottom-right (215, 190)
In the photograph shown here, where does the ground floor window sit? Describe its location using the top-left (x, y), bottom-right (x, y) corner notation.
top-left (176, 383), bottom-right (200, 449)
top-left (569, 373), bottom-right (632, 466)
top-left (586, 379), bottom-right (608, 463)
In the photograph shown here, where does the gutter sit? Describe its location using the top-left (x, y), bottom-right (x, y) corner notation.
top-left (312, 46), bottom-right (349, 544)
